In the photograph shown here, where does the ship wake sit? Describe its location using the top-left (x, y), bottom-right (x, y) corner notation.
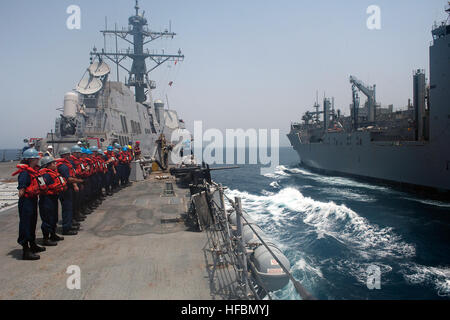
top-left (224, 186), bottom-right (415, 259)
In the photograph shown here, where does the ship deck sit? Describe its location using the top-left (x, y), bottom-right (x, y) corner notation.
top-left (0, 164), bottom-right (214, 300)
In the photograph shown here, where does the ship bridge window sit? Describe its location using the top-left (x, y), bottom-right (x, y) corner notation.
top-left (131, 120), bottom-right (142, 134)
top-left (118, 136), bottom-right (130, 146)
top-left (120, 115), bottom-right (128, 134)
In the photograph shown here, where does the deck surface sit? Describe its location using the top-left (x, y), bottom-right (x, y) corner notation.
top-left (0, 169), bottom-right (213, 300)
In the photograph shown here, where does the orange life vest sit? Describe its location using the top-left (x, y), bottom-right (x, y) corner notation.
top-left (12, 164), bottom-right (47, 198)
top-left (118, 151), bottom-right (127, 164)
top-left (69, 155), bottom-right (85, 177)
top-left (39, 168), bottom-right (67, 196)
top-left (85, 157), bottom-right (95, 175)
top-left (56, 158), bottom-right (76, 177)
top-left (76, 157), bottom-right (90, 178)
top-left (95, 155), bottom-right (107, 173)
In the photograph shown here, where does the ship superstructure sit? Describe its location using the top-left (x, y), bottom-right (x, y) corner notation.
top-left (41, 1), bottom-right (186, 162)
top-left (288, 7), bottom-right (450, 193)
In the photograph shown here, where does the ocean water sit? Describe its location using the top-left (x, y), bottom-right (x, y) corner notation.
top-left (211, 147), bottom-right (450, 300)
top-left (0, 149), bottom-right (21, 162)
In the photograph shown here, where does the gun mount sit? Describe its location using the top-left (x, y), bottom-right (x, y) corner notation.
top-left (170, 164), bottom-right (240, 186)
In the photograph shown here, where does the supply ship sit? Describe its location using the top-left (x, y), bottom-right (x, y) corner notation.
top-left (287, 7), bottom-right (450, 194)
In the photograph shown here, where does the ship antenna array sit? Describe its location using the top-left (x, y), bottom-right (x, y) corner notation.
top-left (446, 2), bottom-right (450, 24)
top-left (92, 0), bottom-right (184, 103)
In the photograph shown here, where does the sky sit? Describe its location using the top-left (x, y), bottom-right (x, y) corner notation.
top-left (0, 0), bottom-right (448, 148)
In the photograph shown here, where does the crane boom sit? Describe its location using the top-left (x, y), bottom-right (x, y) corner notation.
top-left (349, 75), bottom-right (377, 122)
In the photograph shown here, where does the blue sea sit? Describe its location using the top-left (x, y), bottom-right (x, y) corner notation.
top-left (0, 149), bottom-right (21, 162)
top-left (211, 147), bottom-right (450, 300)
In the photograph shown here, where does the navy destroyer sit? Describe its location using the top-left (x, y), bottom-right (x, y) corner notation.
top-left (288, 7), bottom-right (450, 194)
top-left (0, 1), bottom-right (312, 300)
top-left (29, 2), bottom-right (187, 160)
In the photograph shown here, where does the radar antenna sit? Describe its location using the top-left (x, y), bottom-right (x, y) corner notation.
top-left (446, 2), bottom-right (450, 24)
top-left (92, 1), bottom-right (185, 103)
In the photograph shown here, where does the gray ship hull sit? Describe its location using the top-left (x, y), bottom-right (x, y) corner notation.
top-left (287, 131), bottom-right (450, 193)
top-left (287, 11), bottom-right (450, 195)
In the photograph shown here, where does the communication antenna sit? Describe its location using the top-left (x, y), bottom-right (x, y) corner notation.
top-left (166, 94), bottom-right (170, 110)
top-left (88, 60), bottom-right (111, 77)
top-left (446, 2), bottom-right (450, 24)
top-left (91, 0), bottom-right (185, 103)
top-left (76, 76), bottom-right (103, 95)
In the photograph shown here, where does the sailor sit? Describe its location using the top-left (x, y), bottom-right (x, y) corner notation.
top-left (118, 147), bottom-right (129, 186)
top-left (113, 148), bottom-right (121, 189)
top-left (12, 148), bottom-right (46, 260)
top-left (134, 141), bottom-right (141, 160)
top-left (22, 141), bottom-right (35, 153)
top-left (90, 146), bottom-right (104, 200)
top-left (87, 148), bottom-right (102, 207)
top-left (124, 146), bottom-right (131, 186)
top-left (39, 156), bottom-right (67, 246)
top-left (69, 145), bottom-right (86, 222)
top-left (126, 145), bottom-right (133, 184)
top-left (96, 148), bottom-right (108, 197)
top-left (79, 148), bottom-right (94, 215)
top-left (56, 147), bottom-right (81, 235)
top-left (128, 144), bottom-right (133, 160)
top-left (44, 145), bottom-right (54, 157)
top-left (97, 148), bottom-right (106, 195)
top-left (104, 146), bottom-right (116, 196)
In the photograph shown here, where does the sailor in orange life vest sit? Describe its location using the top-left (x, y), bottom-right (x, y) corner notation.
top-left (112, 147), bottom-right (121, 190)
top-left (118, 146), bottom-right (130, 186)
top-left (104, 146), bottom-right (117, 196)
top-left (79, 148), bottom-right (93, 214)
top-left (56, 147), bottom-right (83, 235)
top-left (69, 145), bottom-right (87, 222)
top-left (85, 147), bottom-right (102, 210)
top-left (12, 148), bottom-right (47, 260)
top-left (38, 156), bottom-right (67, 246)
top-left (134, 141), bottom-right (141, 160)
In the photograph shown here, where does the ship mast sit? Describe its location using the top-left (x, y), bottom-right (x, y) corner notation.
top-left (91, 0), bottom-right (184, 103)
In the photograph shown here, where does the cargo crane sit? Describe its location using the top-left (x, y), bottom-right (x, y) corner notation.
top-left (349, 76), bottom-right (377, 125)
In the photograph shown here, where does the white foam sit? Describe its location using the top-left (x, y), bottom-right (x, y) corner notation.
top-left (403, 198), bottom-right (450, 208)
top-left (225, 187), bottom-right (415, 259)
top-left (285, 167), bottom-right (318, 176)
top-left (293, 258), bottom-right (324, 278)
top-left (263, 165), bottom-right (292, 179)
top-left (326, 187), bottom-right (377, 203)
top-left (263, 165), bottom-right (390, 192)
top-left (269, 181), bottom-right (280, 189)
top-left (402, 263), bottom-right (450, 297)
